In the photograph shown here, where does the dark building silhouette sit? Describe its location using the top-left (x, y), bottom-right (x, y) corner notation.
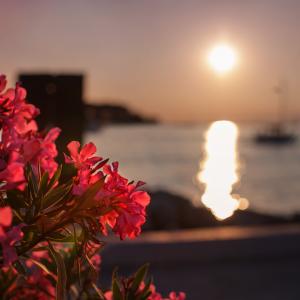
top-left (19, 74), bottom-right (84, 157)
top-left (18, 73), bottom-right (157, 155)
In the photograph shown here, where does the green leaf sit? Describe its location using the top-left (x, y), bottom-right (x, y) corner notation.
top-left (60, 163), bottom-right (77, 184)
top-left (6, 190), bottom-right (26, 209)
top-left (47, 231), bottom-right (74, 242)
top-left (21, 225), bottom-right (37, 243)
top-left (138, 276), bottom-right (153, 300)
top-left (31, 246), bottom-right (49, 252)
top-left (48, 165), bottom-right (62, 190)
top-left (12, 209), bottom-right (24, 223)
top-left (63, 246), bottom-right (79, 287)
top-left (29, 258), bottom-right (56, 279)
top-left (140, 291), bottom-right (152, 300)
top-left (48, 242), bottom-right (67, 300)
top-left (38, 171), bottom-right (49, 197)
top-left (91, 283), bottom-right (106, 300)
top-left (26, 164), bottom-right (39, 198)
top-left (32, 171), bottom-right (50, 215)
top-left (112, 277), bottom-right (123, 300)
top-left (42, 182), bottom-right (72, 210)
top-left (131, 264), bottom-right (149, 293)
top-left (13, 260), bottom-right (26, 275)
top-left (0, 269), bottom-right (18, 296)
top-left (84, 253), bottom-right (98, 279)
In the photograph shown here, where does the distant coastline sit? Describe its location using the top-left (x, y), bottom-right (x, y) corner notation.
top-left (145, 190), bottom-right (300, 231)
top-left (85, 103), bottom-right (158, 130)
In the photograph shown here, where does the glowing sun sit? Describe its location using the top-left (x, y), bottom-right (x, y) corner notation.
top-left (208, 44), bottom-right (237, 74)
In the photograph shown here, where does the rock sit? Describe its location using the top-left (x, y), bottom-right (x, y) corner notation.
top-left (144, 190), bottom-right (290, 230)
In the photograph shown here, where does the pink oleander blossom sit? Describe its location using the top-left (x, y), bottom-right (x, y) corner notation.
top-left (98, 173), bottom-right (150, 239)
top-left (0, 206), bottom-right (12, 227)
top-left (91, 253), bottom-right (102, 271)
top-left (22, 127), bottom-right (61, 177)
top-left (140, 283), bottom-right (162, 300)
top-left (112, 188), bottom-right (150, 240)
top-left (168, 292), bottom-right (186, 300)
top-left (0, 160), bottom-right (25, 190)
top-left (64, 141), bottom-right (104, 195)
top-left (64, 141), bottom-right (102, 169)
top-left (0, 206), bottom-right (23, 266)
top-left (72, 167), bottom-right (103, 196)
top-left (65, 141), bottom-right (150, 240)
top-left (102, 161), bottom-right (129, 195)
top-left (0, 74), bottom-right (185, 299)
top-left (23, 250), bottom-right (55, 299)
top-left (9, 269), bottom-right (55, 300)
top-left (98, 210), bottom-right (118, 235)
top-left (104, 282), bottom-right (186, 300)
top-left (98, 162), bottom-right (150, 239)
top-left (104, 290), bottom-right (113, 300)
top-left (0, 82), bottom-right (39, 147)
top-left (0, 76), bottom-right (60, 190)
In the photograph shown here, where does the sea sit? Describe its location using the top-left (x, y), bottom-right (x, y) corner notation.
top-left (84, 122), bottom-right (300, 217)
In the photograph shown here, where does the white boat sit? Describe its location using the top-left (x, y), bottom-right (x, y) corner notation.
top-left (255, 81), bottom-right (297, 145)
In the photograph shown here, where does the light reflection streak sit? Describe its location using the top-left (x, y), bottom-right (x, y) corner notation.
top-left (198, 120), bottom-right (248, 220)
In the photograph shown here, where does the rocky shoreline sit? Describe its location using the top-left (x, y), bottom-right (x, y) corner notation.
top-left (144, 190), bottom-right (299, 231)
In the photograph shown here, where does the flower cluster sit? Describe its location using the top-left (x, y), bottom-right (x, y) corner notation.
top-left (0, 75), bottom-right (60, 190)
top-left (0, 75), bottom-right (185, 299)
top-left (64, 141), bottom-right (150, 239)
top-left (105, 284), bottom-right (186, 300)
top-left (0, 206), bottom-right (23, 267)
top-left (104, 267), bottom-right (186, 300)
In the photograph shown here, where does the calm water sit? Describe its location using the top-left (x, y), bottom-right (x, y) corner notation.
top-left (84, 123), bottom-right (300, 217)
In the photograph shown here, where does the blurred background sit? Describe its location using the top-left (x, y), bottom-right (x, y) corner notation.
top-left (2, 1), bottom-right (300, 299)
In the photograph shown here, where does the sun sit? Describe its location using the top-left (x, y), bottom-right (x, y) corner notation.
top-left (208, 44), bottom-right (237, 74)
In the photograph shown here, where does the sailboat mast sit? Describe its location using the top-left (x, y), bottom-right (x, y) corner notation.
top-left (274, 80), bottom-right (288, 126)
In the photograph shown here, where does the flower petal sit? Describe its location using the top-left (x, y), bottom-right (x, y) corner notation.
top-left (80, 142), bottom-right (96, 160)
top-left (0, 207), bottom-right (12, 227)
top-left (67, 141), bottom-right (80, 160)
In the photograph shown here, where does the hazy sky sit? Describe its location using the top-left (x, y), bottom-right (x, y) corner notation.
top-left (2, 0), bottom-right (300, 122)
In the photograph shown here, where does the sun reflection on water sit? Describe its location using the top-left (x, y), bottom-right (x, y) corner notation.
top-left (197, 120), bottom-right (249, 220)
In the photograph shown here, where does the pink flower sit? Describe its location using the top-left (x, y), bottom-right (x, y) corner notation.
top-left (98, 210), bottom-right (118, 235)
top-left (0, 206), bottom-right (12, 227)
top-left (0, 126), bottom-right (60, 191)
top-left (91, 253), bottom-right (102, 271)
top-left (10, 266), bottom-right (55, 300)
top-left (141, 283), bottom-right (163, 300)
top-left (31, 248), bottom-right (51, 262)
top-left (113, 189), bottom-right (150, 240)
top-left (0, 161), bottom-right (25, 190)
top-left (27, 269), bottom-right (55, 299)
top-left (64, 141), bottom-right (102, 169)
top-left (64, 141), bottom-right (150, 242)
top-left (0, 206), bottom-right (23, 267)
top-left (168, 292), bottom-right (186, 300)
top-left (64, 141), bottom-right (150, 240)
top-left (22, 127), bottom-right (61, 177)
top-left (97, 184), bottom-right (150, 240)
top-left (64, 141), bottom-right (105, 195)
top-left (88, 160), bottom-right (151, 240)
top-left (104, 290), bottom-right (113, 300)
top-left (0, 78), bottom-right (57, 190)
top-left (0, 83), bottom-right (39, 143)
top-left (0, 224), bottom-right (23, 266)
top-left (103, 282), bottom-right (185, 300)
top-left (102, 162), bottom-right (128, 194)
top-left (72, 167), bottom-right (102, 196)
